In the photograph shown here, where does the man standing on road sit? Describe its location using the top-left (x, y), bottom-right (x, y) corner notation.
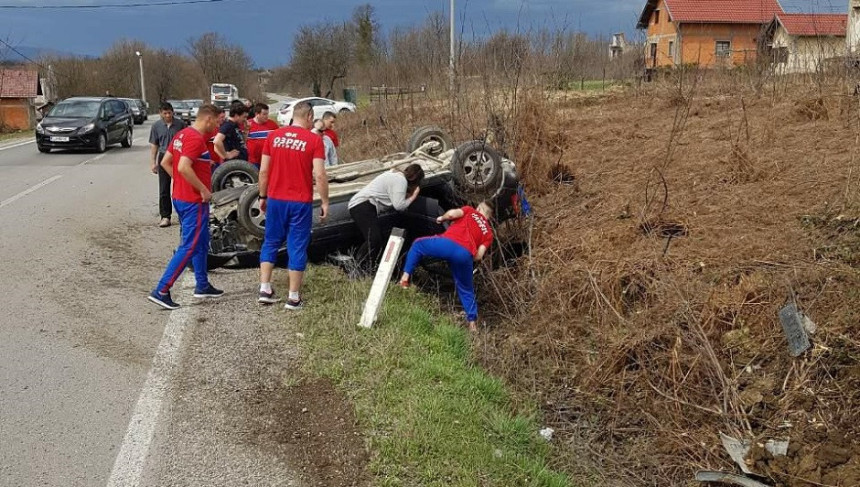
top-left (398, 202), bottom-right (495, 332)
top-left (213, 103), bottom-right (249, 162)
top-left (321, 111), bottom-right (340, 148)
top-left (312, 119), bottom-right (339, 167)
top-left (149, 102), bottom-right (186, 228)
top-left (247, 103), bottom-right (279, 166)
top-left (147, 104), bottom-right (224, 310)
top-left (257, 101), bottom-right (329, 309)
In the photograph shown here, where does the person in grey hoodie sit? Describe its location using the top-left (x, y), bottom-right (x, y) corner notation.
top-left (348, 163), bottom-right (425, 272)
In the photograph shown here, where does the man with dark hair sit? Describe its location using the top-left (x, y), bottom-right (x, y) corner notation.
top-left (247, 103), bottom-right (279, 166)
top-left (399, 201), bottom-right (495, 332)
top-left (257, 101), bottom-right (329, 309)
top-left (147, 104), bottom-right (224, 309)
top-left (149, 101), bottom-right (186, 227)
top-left (321, 111), bottom-right (339, 147)
top-left (213, 103), bottom-right (249, 161)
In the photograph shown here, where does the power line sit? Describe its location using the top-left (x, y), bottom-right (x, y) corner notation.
top-left (0, 0), bottom-right (240, 9)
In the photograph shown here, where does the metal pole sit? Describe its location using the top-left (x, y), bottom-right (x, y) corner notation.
top-left (136, 52), bottom-right (147, 105)
top-left (449, 0), bottom-right (455, 91)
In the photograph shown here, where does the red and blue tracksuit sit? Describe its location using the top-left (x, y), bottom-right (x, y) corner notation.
top-left (403, 207), bottom-right (494, 322)
top-left (248, 119), bottom-right (278, 166)
top-left (154, 128), bottom-right (213, 294)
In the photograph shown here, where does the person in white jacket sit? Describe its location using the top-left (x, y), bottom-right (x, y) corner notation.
top-left (348, 163), bottom-right (425, 272)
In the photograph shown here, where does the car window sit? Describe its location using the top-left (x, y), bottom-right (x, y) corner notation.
top-left (102, 102), bottom-right (114, 118)
top-left (113, 100), bottom-right (128, 114)
top-left (49, 100), bottom-right (101, 118)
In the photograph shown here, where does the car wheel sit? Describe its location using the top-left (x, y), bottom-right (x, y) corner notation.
top-left (120, 128), bottom-right (133, 148)
top-left (407, 126), bottom-right (453, 157)
top-left (451, 141), bottom-right (504, 197)
top-left (211, 160), bottom-right (259, 192)
top-left (339, 108), bottom-right (351, 114)
top-left (37, 145), bottom-right (51, 154)
top-left (237, 186), bottom-right (266, 240)
top-left (95, 133), bottom-right (107, 153)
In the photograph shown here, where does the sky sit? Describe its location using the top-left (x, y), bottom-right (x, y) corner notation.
top-left (0, 0), bottom-right (849, 68)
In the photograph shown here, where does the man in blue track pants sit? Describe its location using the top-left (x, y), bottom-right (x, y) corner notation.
top-left (399, 201), bottom-right (495, 332)
top-left (256, 101), bottom-right (329, 309)
top-left (147, 104), bottom-right (224, 310)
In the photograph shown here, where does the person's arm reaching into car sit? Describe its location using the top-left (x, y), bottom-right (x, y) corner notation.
top-left (313, 157), bottom-right (329, 221)
top-left (177, 156), bottom-right (212, 202)
top-left (160, 151), bottom-right (174, 178)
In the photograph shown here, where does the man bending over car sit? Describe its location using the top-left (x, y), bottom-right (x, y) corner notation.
top-left (399, 201), bottom-right (494, 332)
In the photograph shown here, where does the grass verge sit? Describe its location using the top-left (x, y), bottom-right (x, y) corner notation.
top-left (0, 130), bottom-right (29, 143)
top-left (292, 265), bottom-right (570, 486)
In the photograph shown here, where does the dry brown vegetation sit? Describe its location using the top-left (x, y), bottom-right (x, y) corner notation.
top-left (336, 67), bottom-right (860, 486)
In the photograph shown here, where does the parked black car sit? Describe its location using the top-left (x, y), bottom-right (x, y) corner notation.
top-left (120, 98), bottom-right (148, 125)
top-left (35, 97), bottom-right (134, 153)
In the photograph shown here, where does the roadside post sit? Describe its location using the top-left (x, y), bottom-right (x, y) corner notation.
top-left (358, 228), bottom-right (406, 329)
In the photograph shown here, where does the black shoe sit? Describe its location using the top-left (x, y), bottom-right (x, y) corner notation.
top-left (148, 290), bottom-right (180, 310)
top-left (258, 289), bottom-right (280, 304)
top-left (284, 299), bottom-right (304, 310)
top-left (193, 284), bottom-right (224, 298)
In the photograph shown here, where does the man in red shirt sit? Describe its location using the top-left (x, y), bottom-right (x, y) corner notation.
top-left (257, 101), bottom-right (329, 309)
top-left (247, 103), bottom-right (279, 166)
top-left (321, 111), bottom-right (340, 148)
top-left (147, 104), bottom-right (224, 310)
top-left (205, 110), bottom-right (226, 167)
top-left (399, 201), bottom-right (495, 332)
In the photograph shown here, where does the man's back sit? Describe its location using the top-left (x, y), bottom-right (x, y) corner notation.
top-left (263, 126), bottom-right (325, 203)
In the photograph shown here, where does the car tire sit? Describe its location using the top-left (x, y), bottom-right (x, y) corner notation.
top-left (37, 145), bottom-right (51, 154)
top-left (95, 133), bottom-right (107, 153)
top-left (211, 160), bottom-right (259, 192)
top-left (451, 141), bottom-right (504, 197)
top-left (236, 186), bottom-right (266, 240)
top-left (120, 128), bottom-right (133, 148)
top-left (407, 126), bottom-right (453, 157)
top-left (339, 108), bottom-right (351, 114)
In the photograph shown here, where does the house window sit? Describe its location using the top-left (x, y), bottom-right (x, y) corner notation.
top-left (773, 46), bottom-right (789, 64)
top-left (715, 40), bottom-right (732, 57)
top-left (668, 41), bottom-right (675, 59)
top-left (654, 9), bottom-right (660, 24)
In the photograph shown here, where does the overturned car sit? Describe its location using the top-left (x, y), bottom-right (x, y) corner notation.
top-left (207, 126), bottom-right (526, 270)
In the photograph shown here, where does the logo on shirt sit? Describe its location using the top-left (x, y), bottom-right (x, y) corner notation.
top-left (172, 137), bottom-right (183, 152)
top-left (471, 213), bottom-right (490, 235)
top-left (271, 133), bottom-right (308, 152)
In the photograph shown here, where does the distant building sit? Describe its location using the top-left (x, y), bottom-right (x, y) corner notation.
top-left (849, 0), bottom-right (860, 54)
top-left (610, 33), bottom-right (627, 60)
top-left (764, 13), bottom-right (847, 74)
top-left (0, 69), bottom-right (41, 130)
top-left (637, 0), bottom-right (784, 69)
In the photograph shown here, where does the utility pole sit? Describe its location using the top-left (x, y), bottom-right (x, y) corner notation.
top-left (135, 51), bottom-right (147, 106)
top-left (449, 0), bottom-right (455, 92)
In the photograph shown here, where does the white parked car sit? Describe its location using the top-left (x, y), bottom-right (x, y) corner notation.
top-left (276, 97), bottom-right (356, 126)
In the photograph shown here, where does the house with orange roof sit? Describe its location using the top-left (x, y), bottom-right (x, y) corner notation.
top-left (763, 13), bottom-right (847, 74)
top-left (637, 0), bottom-right (785, 69)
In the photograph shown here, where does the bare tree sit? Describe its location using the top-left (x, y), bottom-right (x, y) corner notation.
top-left (290, 22), bottom-right (354, 98)
top-left (187, 32), bottom-right (256, 97)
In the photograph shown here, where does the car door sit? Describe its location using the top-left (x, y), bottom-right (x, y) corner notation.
top-left (308, 98), bottom-right (330, 120)
top-left (98, 101), bottom-right (116, 142)
top-left (113, 100), bottom-right (131, 140)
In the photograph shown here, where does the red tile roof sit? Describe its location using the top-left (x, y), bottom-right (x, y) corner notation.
top-left (775, 13), bottom-right (847, 37)
top-left (639, 0), bottom-right (785, 28)
top-left (0, 69), bottom-right (39, 98)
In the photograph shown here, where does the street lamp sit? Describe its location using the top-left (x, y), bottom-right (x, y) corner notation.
top-left (135, 51), bottom-right (147, 106)
top-left (449, 0), bottom-right (455, 91)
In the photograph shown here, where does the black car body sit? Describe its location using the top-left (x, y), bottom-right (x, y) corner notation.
top-left (35, 97), bottom-right (134, 153)
top-left (120, 98), bottom-right (147, 124)
top-left (206, 127), bottom-right (526, 270)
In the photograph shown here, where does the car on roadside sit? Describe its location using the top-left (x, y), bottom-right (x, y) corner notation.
top-left (276, 97), bottom-right (357, 126)
top-left (206, 126), bottom-right (526, 270)
top-left (185, 99), bottom-right (204, 121)
top-left (167, 99), bottom-right (193, 124)
top-left (119, 98), bottom-right (148, 125)
top-left (35, 96), bottom-right (134, 154)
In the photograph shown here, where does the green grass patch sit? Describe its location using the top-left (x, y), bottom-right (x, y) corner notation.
top-left (0, 130), bottom-right (29, 143)
top-left (293, 265), bottom-right (571, 486)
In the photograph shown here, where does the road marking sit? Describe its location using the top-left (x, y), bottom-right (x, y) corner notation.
top-left (78, 154), bottom-right (107, 166)
top-left (0, 139), bottom-right (35, 151)
top-left (0, 175), bottom-right (63, 209)
top-left (107, 277), bottom-right (193, 487)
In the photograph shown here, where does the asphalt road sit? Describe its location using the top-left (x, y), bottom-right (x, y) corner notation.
top-left (0, 122), bottom-right (304, 486)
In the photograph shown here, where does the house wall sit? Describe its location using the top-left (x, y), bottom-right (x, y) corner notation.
top-left (644, 0), bottom-right (679, 68)
top-left (679, 23), bottom-right (764, 67)
top-left (772, 26), bottom-right (846, 73)
top-left (849, 0), bottom-right (860, 53)
top-left (0, 98), bottom-right (33, 130)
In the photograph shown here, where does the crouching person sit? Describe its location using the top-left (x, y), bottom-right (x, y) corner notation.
top-left (399, 201), bottom-right (494, 332)
top-left (148, 104), bottom-right (224, 309)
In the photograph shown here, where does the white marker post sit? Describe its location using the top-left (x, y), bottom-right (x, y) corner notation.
top-left (358, 228), bottom-right (406, 328)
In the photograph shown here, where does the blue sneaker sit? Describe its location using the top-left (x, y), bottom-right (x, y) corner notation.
top-left (148, 290), bottom-right (180, 310)
top-left (193, 284), bottom-right (224, 298)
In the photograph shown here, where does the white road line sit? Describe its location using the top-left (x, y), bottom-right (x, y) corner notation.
top-left (107, 278), bottom-right (193, 487)
top-left (0, 139), bottom-right (35, 151)
top-left (78, 154), bottom-right (107, 166)
top-left (0, 175), bottom-right (63, 209)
